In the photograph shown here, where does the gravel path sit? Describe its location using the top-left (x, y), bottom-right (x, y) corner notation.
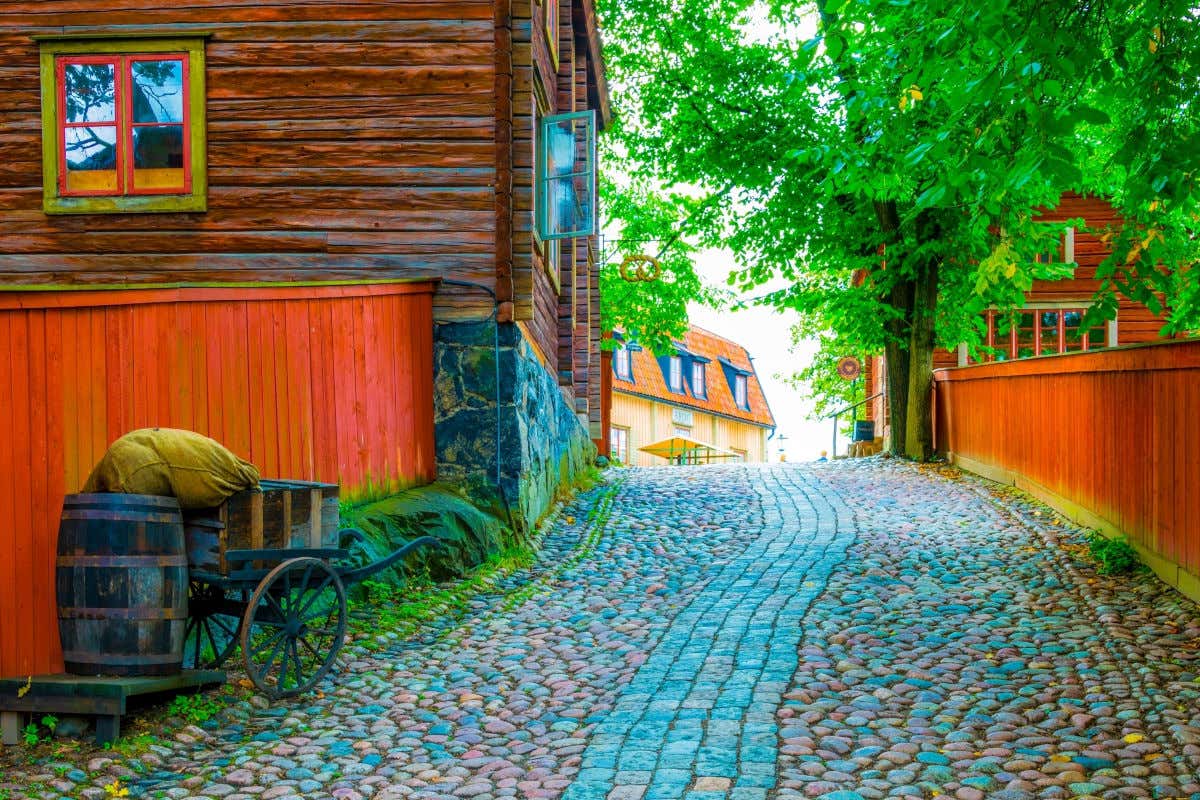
top-left (6, 461), bottom-right (1200, 800)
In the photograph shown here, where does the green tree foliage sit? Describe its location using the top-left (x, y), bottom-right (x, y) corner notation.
top-left (598, 0), bottom-right (1200, 457)
top-left (599, 176), bottom-right (720, 355)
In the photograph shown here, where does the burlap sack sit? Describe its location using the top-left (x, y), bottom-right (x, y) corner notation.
top-left (83, 428), bottom-right (260, 509)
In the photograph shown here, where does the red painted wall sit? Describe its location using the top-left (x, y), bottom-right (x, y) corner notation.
top-left (0, 282), bottom-right (436, 678)
top-left (934, 339), bottom-right (1200, 585)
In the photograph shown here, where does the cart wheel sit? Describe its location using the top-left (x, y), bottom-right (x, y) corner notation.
top-left (183, 580), bottom-right (241, 669)
top-left (239, 557), bottom-right (347, 699)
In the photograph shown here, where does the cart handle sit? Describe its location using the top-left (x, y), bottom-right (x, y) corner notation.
top-left (336, 535), bottom-right (444, 586)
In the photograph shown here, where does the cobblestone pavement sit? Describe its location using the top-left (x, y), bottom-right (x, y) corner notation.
top-left (8, 461), bottom-right (1200, 800)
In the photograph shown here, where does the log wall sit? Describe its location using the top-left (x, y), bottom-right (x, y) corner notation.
top-left (0, 1), bottom-right (497, 322)
top-left (934, 339), bottom-right (1200, 601)
top-left (0, 282), bottom-right (436, 678)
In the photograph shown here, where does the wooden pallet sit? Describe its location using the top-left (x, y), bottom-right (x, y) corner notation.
top-left (0, 670), bottom-right (224, 746)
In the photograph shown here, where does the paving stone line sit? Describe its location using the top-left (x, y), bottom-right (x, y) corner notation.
top-left (563, 466), bottom-right (860, 800)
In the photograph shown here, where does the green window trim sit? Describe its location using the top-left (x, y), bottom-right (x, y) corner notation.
top-left (536, 109), bottom-right (597, 241)
top-left (39, 36), bottom-right (207, 215)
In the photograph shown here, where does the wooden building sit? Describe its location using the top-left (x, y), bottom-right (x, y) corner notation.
top-left (865, 192), bottom-right (1172, 438)
top-left (0, 0), bottom-right (609, 679)
top-left (610, 326), bottom-right (776, 466)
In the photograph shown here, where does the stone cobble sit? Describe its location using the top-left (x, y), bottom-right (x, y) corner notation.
top-left (775, 460), bottom-right (1200, 800)
top-left (7, 461), bottom-right (1200, 800)
top-left (565, 466), bottom-right (857, 800)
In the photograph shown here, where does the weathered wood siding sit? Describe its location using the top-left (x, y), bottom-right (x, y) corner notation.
top-left (934, 339), bottom-right (1200, 601)
top-left (505, 0), bottom-right (604, 432)
top-left (0, 282), bottom-right (436, 678)
top-left (0, 1), bottom-right (497, 321)
top-left (611, 393), bottom-right (770, 467)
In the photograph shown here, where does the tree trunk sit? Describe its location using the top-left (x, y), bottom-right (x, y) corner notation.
top-left (883, 285), bottom-right (912, 456)
top-left (903, 210), bottom-right (942, 461)
top-left (873, 200), bottom-right (913, 457)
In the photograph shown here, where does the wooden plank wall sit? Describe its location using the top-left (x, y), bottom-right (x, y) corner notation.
top-left (932, 193), bottom-right (1168, 368)
top-left (611, 393), bottom-right (771, 467)
top-left (0, 283), bottom-right (436, 679)
top-left (934, 339), bottom-right (1200, 596)
top-left (0, 1), bottom-right (496, 322)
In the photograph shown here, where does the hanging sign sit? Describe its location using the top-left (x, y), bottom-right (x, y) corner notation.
top-left (836, 356), bottom-right (862, 381)
top-left (619, 254), bottom-right (663, 283)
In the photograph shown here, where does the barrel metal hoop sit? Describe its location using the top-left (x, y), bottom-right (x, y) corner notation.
top-left (57, 606), bottom-right (190, 620)
top-left (57, 555), bottom-right (188, 567)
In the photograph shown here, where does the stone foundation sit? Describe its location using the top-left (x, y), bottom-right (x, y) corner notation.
top-left (434, 320), bottom-right (595, 534)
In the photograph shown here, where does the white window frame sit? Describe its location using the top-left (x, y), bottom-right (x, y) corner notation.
top-left (734, 374), bottom-right (748, 408)
top-left (692, 362), bottom-right (705, 396)
top-left (668, 356), bottom-right (683, 392)
top-left (614, 346), bottom-right (631, 380)
top-left (610, 426), bottom-right (629, 464)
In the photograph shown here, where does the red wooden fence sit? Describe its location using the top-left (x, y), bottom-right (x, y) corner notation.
top-left (0, 281), bottom-right (436, 678)
top-left (934, 339), bottom-right (1200, 598)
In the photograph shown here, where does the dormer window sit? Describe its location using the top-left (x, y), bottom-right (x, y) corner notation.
top-left (734, 374), bottom-right (748, 409)
top-left (614, 345), bottom-right (632, 380)
top-left (691, 362), bottom-right (705, 397)
top-left (668, 356), bottom-right (683, 392)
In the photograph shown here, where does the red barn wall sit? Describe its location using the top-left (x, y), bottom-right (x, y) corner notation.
top-left (0, 282), bottom-right (436, 678)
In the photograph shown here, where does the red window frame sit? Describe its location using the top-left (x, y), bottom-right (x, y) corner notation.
top-left (982, 308), bottom-right (1100, 361)
top-left (56, 53), bottom-right (191, 198)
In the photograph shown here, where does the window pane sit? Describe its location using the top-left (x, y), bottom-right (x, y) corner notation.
top-left (1040, 311), bottom-right (1061, 354)
top-left (63, 63), bottom-right (116, 123)
top-left (692, 363), bottom-right (705, 395)
top-left (65, 126), bottom-right (117, 171)
top-left (132, 125), bottom-right (184, 169)
top-left (1015, 311), bottom-right (1036, 359)
top-left (131, 60), bottom-right (185, 123)
top-left (1063, 310), bottom-right (1086, 351)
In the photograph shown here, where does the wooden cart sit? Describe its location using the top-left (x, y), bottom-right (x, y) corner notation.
top-left (181, 479), bottom-right (437, 698)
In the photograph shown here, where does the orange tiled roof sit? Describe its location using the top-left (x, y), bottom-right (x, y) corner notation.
top-left (612, 325), bottom-right (775, 428)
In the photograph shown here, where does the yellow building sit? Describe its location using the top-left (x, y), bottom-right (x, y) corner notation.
top-left (609, 325), bottom-right (776, 466)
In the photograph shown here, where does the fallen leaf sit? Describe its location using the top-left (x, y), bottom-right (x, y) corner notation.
top-left (16, 675), bottom-right (32, 698)
top-left (1051, 754), bottom-right (1071, 762)
top-left (1124, 733), bottom-right (1145, 743)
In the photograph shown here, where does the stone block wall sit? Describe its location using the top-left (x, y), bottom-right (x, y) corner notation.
top-left (434, 320), bottom-right (596, 534)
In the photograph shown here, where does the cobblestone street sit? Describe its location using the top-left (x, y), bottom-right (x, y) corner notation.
top-left (7, 461), bottom-right (1200, 800)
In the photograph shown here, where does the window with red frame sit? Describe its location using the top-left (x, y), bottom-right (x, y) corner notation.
top-left (981, 308), bottom-right (1108, 361)
top-left (58, 54), bottom-right (189, 197)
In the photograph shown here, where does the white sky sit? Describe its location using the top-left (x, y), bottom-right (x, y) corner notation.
top-left (686, 248), bottom-right (837, 462)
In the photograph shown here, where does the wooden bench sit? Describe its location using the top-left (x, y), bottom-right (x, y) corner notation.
top-left (0, 670), bottom-right (224, 746)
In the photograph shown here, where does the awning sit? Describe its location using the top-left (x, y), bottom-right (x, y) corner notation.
top-left (638, 436), bottom-right (742, 465)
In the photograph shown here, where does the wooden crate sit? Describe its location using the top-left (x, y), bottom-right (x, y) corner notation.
top-left (183, 479), bottom-right (339, 575)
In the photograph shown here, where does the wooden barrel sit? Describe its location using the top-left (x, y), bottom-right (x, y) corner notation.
top-left (56, 493), bottom-right (188, 676)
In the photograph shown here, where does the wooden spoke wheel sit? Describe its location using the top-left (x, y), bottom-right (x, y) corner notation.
top-left (239, 557), bottom-right (347, 699)
top-left (183, 580), bottom-right (241, 669)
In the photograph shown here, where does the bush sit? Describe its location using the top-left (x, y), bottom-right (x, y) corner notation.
top-left (1087, 532), bottom-right (1142, 575)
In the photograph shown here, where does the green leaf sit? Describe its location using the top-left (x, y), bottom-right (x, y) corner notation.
top-left (1076, 106), bottom-right (1112, 125)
